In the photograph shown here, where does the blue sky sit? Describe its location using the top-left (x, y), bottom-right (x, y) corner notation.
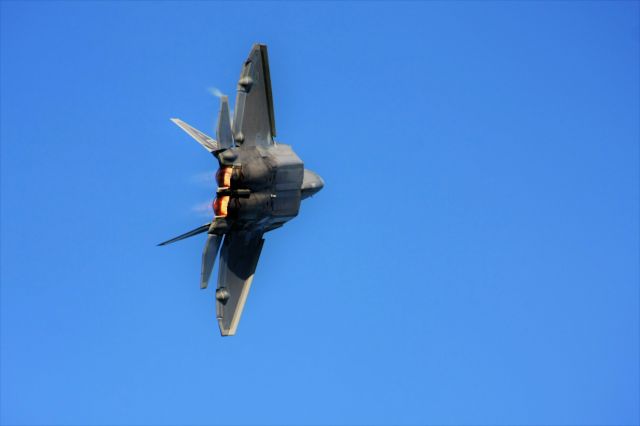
top-left (1, 1), bottom-right (638, 425)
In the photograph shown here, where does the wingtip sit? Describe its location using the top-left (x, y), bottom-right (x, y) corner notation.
top-left (219, 329), bottom-right (235, 337)
top-left (217, 318), bottom-right (235, 336)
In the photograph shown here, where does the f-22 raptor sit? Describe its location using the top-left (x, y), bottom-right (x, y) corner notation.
top-left (159, 44), bottom-right (324, 336)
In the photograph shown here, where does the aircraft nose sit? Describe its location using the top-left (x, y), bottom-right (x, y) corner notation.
top-left (301, 169), bottom-right (324, 199)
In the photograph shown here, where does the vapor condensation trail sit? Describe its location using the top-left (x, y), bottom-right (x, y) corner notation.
top-left (207, 87), bottom-right (225, 98)
top-left (190, 171), bottom-right (215, 185)
top-left (191, 200), bottom-right (213, 217)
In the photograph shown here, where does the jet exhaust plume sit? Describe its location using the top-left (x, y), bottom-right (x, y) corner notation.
top-left (191, 200), bottom-right (213, 217)
top-left (190, 171), bottom-right (215, 185)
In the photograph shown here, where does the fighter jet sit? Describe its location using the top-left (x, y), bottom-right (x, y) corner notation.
top-left (158, 44), bottom-right (324, 336)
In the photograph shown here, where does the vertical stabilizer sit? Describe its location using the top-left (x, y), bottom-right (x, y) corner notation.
top-left (216, 96), bottom-right (234, 150)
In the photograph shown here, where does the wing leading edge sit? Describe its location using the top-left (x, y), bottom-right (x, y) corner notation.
top-left (232, 44), bottom-right (276, 148)
top-left (215, 231), bottom-right (265, 336)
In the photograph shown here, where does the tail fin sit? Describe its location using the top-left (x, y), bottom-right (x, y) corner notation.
top-left (201, 234), bottom-right (223, 289)
top-left (216, 96), bottom-right (234, 149)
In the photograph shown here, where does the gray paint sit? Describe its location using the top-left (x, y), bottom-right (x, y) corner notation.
top-left (159, 44), bottom-right (324, 336)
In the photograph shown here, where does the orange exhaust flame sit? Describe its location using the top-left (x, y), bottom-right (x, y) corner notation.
top-left (213, 196), bottom-right (229, 217)
top-left (216, 166), bottom-right (232, 188)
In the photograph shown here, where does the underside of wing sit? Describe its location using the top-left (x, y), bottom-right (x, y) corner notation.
top-left (215, 231), bottom-right (265, 336)
top-left (232, 44), bottom-right (276, 148)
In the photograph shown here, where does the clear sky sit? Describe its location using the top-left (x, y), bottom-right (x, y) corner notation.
top-left (1, 1), bottom-right (638, 425)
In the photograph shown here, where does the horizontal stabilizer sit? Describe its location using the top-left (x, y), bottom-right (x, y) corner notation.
top-left (157, 223), bottom-right (211, 246)
top-left (171, 118), bottom-right (218, 152)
